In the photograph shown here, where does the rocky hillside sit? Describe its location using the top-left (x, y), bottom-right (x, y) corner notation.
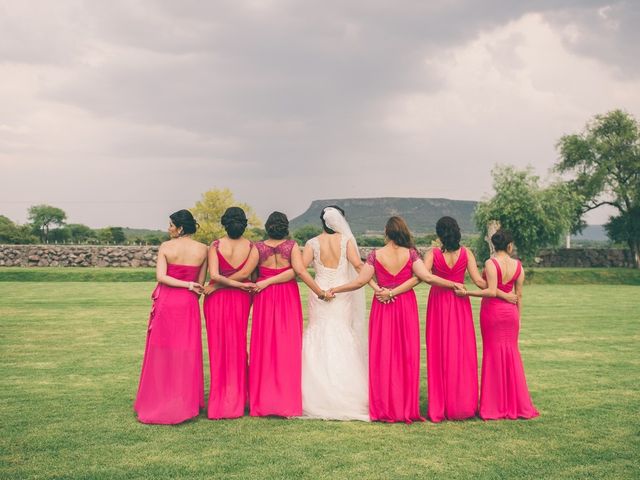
top-left (290, 197), bottom-right (478, 234)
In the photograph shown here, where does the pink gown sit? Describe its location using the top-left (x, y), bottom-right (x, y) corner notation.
top-left (479, 258), bottom-right (539, 420)
top-left (203, 240), bottom-right (253, 419)
top-left (426, 247), bottom-right (478, 422)
top-left (249, 240), bottom-right (303, 417)
top-left (134, 264), bottom-right (204, 424)
top-left (367, 249), bottom-right (425, 424)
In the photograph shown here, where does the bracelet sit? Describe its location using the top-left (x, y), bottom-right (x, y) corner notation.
top-left (188, 281), bottom-right (194, 291)
top-left (388, 289), bottom-right (394, 299)
top-left (318, 290), bottom-right (326, 300)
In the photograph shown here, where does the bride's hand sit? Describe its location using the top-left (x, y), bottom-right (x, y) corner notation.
top-left (323, 289), bottom-right (336, 301)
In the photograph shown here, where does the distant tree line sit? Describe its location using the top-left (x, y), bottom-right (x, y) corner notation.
top-left (0, 206), bottom-right (168, 245)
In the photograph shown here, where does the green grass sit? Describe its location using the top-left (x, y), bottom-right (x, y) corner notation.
top-left (1, 282), bottom-right (639, 479)
top-left (2, 267), bottom-right (640, 284)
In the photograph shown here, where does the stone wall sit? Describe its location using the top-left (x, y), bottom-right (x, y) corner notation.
top-left (535, 248), bottom-right (635, 268)
top-left (0, 244), bottom-right (634, 268)
top-left (0, 245), bottom-right (158, 267)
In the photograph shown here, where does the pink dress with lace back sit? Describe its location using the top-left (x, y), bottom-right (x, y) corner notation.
top-left (249, 240), bottom-right (303, 417)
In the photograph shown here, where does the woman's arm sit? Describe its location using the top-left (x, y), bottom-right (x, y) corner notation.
top-left (515, 266), bottom-right (524, 312)
top-left (156, 244), bottom-right (203, 292)
top-left (375, 275), bottom-right (420, 303)
top-left (414, 251), bottom-right (463, 290)
top-left (253, 268), bottom-right (296, 293)
top-left (463, 260), bottom-right (498, 298)
top-left (291, 243), bottom-right (326, 298)
top-left (228, 247), bottom-right (259, 281)
top-left (466, 249), bottom-right (486, 288)
top-left (329, 263), bottom-right (375, 294)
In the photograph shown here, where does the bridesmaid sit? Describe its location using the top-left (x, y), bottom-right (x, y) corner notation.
top-left (460, 230), bottom-right (539, 420)
top-left (331, 216), bottom-right (461, 423)
top-left (424, 216), bottom-right (517, 423)
top-left (134, 210), bottom-right (207, 424)
top-left (203, 207), bottom-right (257, 419)
top-left (249, 212), bottom-right (304, 417)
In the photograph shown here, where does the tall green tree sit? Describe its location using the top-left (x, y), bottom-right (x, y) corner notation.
top-left (191, 188), bottom-right (262, 243)
top-left (474, 165), bottom-right (580, 264)
top-left (27, 205), bottom-right (67, 243)
top-left (0, 215), bottom-right (38, 244)
top-left (556, 109), bottom-right (640, 267)
top-left (292, 225), bottom-right (322, 245)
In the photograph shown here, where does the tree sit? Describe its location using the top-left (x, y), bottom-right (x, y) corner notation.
top-left (108, 227), bottom-right (126, 244)
top-left (65, 224), bottom-right (97, 243)
top-left (474, 165), bottom-right (581, 264)
top-left (0, 215), bottom-right (38, 244)
top-left (292, 225), bottom-right (322, 245)
top-left (191, 188), bottom-right (262, 243)
top-left (28, 205), bottom-right (67, 243)
top-left (556, 109), bottom-right (640, 267)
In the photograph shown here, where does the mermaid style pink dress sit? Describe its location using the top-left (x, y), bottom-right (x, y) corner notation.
top-left (426, 247), bottom-right (478, 422)
top-left (204, 240), bottom-right (254, 419)
top-left (135, 264), bottom-right (205, 424)
top-left (249, 240), bottom-right (303, 417)
top-left (479, 258), bottom-right (539, 420)
top-left (367, 249), bottom-right (424, 424)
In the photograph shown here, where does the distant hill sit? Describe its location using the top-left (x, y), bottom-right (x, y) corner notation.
top-left (122, 227), bottom-right (167, 240)
top-left (571, 225), bottom-right (608, 242)
top-left (289, 197), bottom-right (479, 234)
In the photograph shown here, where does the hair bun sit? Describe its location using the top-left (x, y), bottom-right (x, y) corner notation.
top-left (265, 211), bottom-right (289, 240)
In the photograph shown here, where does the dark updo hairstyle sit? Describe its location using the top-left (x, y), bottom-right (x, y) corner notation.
top-left (221, 207), bottom-right (248, 239)
top-left (435, 216), bottom-right (461, 252)
top-left (491, 229), bottom-right (513, 252)
top-left (265, 211), bottom-right (289, 240)
top-left (169, 209), bottom-right (198, 236)
top-left (320, 205), bottom-right (345, 234)
top-left (385, 216), bottom-right (415, 249)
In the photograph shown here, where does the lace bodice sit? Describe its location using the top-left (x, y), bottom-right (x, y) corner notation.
top-left (255, 239), bottom-right (296, 264)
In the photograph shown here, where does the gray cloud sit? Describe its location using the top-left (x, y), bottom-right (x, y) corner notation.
top-left (1, 0), bottom-right (638, 229)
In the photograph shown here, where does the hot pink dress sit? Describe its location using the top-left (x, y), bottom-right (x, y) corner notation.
top-left (480, 258), bottom-right (539, 420)
top-left (367, 249), bottom-right (425, 424)
top-left (426, 247), bottom-right (478, 422)
top-left (249, 240), bottom-right (303, 417)
top-left (134, 264), bottom-right (204, 424)
top-left (203, 240), bottom-right (253, 419)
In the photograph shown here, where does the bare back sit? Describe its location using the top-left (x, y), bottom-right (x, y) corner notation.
top-left (161, 237), bottom-right (207, 266)
top-left (216, 237), bottom-right (253, 267)
top-left (494, 255), bottom-right (519, 284)
top-left (317, 232), bottom-right (344, 269)
top-left (374, 243), bottom-right (412, 276)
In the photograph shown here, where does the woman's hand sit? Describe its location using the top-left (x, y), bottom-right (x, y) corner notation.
top-left (504, 292), bottom-right (518, 304)
top-left (188, 282), bottom-right (205, 295)
top-left (203, 284), bottom-right (217, 296)
top-left (252, 281), bottom-right (269, 294)
top-left (375, 288), bottom-right (395, 304)
top-left (454, 287), bottom-right (468, 297)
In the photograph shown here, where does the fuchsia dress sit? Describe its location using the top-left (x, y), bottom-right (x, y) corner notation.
top-left (480, 258), bottom-right (539, 420)
top-left (426, 247), bottom-right (478, 422)
top-left (204, 240), bottom-right (254, 419)
top-left (249, 240), bottom-right (303, 417)
top-left (367, 249), bottom-right (424, 424)
top-left (135, 264), bottom-right (205, 424)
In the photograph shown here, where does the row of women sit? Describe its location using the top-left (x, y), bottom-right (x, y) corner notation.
top-left (134, 206), bottom-right (539, 424)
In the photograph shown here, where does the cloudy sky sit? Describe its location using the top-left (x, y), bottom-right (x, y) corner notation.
top-left (1, 0), bottom-right (639, 230)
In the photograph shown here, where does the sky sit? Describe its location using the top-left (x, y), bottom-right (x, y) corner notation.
top-left (1, 0), bottom-right (639, 230)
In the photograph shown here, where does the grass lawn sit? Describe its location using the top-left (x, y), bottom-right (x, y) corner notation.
top-left (1, 281), bottom-right (639, 479)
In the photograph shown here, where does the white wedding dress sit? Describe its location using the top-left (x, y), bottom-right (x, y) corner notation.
top-left (301, 232), bottom-right (370, 421)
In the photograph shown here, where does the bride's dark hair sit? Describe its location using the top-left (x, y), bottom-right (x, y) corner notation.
top-left (320, 205), bottom-right (345, 234)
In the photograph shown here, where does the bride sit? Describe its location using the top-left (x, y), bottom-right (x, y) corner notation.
top-left (292, 206), bottom-right (370, 421)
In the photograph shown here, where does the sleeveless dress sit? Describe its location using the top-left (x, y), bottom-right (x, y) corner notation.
top-left (134, 264), bottom-right (204, 424)
top-left (425, 247), bottom-right (479, 422)
top-left (367, 249), bottom-right (425, 424)
top-left (249, 240), bottom-right (303, 417)
top-left (203, 240), bottom-right (253, 419)
top-left (480, 258), bottom-right (539, 420)
top-left (301, 235), bottom-right (369, 421)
